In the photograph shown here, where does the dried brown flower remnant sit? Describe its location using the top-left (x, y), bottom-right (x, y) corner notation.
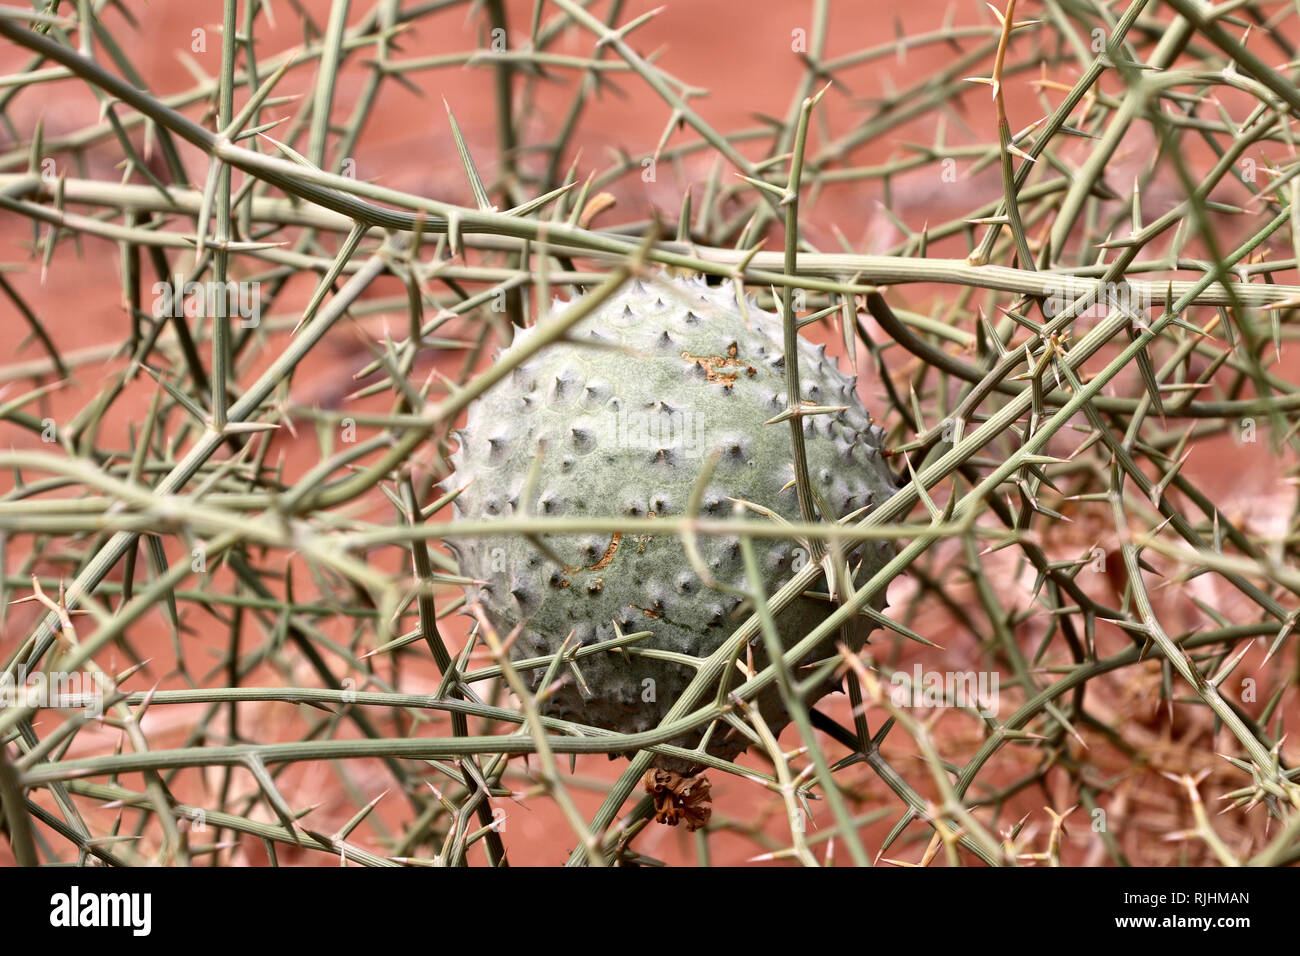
top-left (644, 769), bottom-right (713, 831)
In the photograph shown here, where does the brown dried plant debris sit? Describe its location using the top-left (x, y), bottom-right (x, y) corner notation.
top-left (680, 342), bottom-right (756, 388)
top-left (644, 769), bottom-right (713, 831)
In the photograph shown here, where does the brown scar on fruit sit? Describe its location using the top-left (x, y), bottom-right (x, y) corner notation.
top-left (563, 532), bottom-right (621, 575)
top-left (629, 604), bottom-right (659, 618)
top-left (644, 769), bottom-right (712, 831)
top-left (681, 342), bottom-right (744, 388)
top-left (590, 532), bottom-right (621, 571)
top-left (631, 511), bottom-right (656, 553)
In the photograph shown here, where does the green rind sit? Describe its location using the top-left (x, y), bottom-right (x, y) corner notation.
top-left (449, 273), bottom-right (899, 769)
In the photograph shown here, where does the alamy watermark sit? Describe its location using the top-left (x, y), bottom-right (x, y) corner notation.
top-left (0, 667), bottom-right (107, 717)
top-left (889, 665), bottom-right (1000, 717)
top-left (602, 402), bottom-right (705, 458)
top-left (49, 886), bottom-right (151, 936)
top-left (151, 276), bottom-right (261, 328)
top-left (1043, 281), bottom-right (1151, 326)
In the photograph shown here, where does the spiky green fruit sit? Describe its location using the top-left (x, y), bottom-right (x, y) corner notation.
top-left (449, 273), bottom-right (899, 770)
